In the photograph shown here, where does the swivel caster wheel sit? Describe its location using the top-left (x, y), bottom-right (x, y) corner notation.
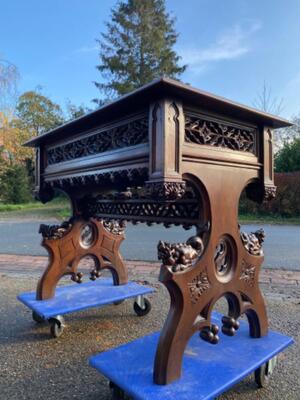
top-left (32, 311), bottom-right (45, 324)
top-left (49, 315), bottom-right (65, 338)
top-left (109, 381), bottom-right (127, 400)
top-left (133, 296), bottom-right (151, 317)
top-left (254, 356), bottom-right (277, 388)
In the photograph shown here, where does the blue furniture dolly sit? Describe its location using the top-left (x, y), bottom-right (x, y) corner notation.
top-left (18, 278), bottom-right (153, 338)
top-left (89, 312), bottom-right (293, 400)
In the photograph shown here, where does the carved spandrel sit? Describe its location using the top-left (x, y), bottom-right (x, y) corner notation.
top-left (185, 114), bottom-right (256, 153)
top-left (46, 116), bottom-right (148, 165)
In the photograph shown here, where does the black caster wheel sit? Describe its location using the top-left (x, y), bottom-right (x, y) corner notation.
top-left (254, 356), bottom-right (277, 388)
top-left (49, 316), bottom-right (65, 338)
top-left (109, 381), bottom-right (127, 400)
top-left (32, 311), bottom-right (45, 324)
top-left (133, 298), bottom-right (151, 317)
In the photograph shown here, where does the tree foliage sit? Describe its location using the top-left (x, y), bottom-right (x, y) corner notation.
top-left (275, 137), bottom-right (300, 172)
top-left (65, 100), bottom-right (89, 121)
top-left (15, 90), bottom-right (64, 137)
top-left (0, 164), bottom-right (32, 203)
top-left (95, 0), bottom-right (186, 100)
top-left (0, 58), bottom-right (19, 112)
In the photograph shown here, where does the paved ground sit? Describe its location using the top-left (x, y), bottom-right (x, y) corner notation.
top-left (0, 219), bottom-right (300, 270)
top-left (0, 260), bottom-right (299, 400)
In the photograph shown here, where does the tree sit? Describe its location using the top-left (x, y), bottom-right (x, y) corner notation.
top-left (275, 137), bottom-right (300, 172)
top-left (277, 114), bottom-right (300, 144)
top-left (0, 58), bottom-right (19, 112)
top-left (0, 164), bottom-right (32, 203)
top-left (253, 81), bottom-right (284, 116)
top-left (15, 90), bottom-right (64, 137)
top-left (65, 100), bottom-right (89, 121)
top-left (94, 0), bottom-right (186, 101)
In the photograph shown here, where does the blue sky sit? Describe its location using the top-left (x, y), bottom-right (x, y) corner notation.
top-left (0, 0), bottom-right (299, 118)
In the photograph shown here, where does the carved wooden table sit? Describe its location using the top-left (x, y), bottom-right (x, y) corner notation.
top-left (23, 78), bottom-right (292, 381)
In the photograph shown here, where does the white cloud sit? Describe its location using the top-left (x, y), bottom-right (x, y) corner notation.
top-left (179, 20), bottom-right (262, 74)
top-left (73, 45), bottom-right (98, 54)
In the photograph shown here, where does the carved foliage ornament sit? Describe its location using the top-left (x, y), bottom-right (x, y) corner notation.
top-left (157, 236), bottom-right (204, 273)
top-left (185, 114), bottom-right (256, 153)
top-left (47, 167), bottom-right (149, 188)
top-left (240, 228), bottom-right (265, 256)
top-left (39, 221), bottom-right (72, 240)
top-left (47, 116), bottom-right (149, 165)
top-left (264, 185), bottom-right (276, 201)
top-left (102, 219), bottom-right (126, 235)
top-left (145, 181), bottom-right (186, 200)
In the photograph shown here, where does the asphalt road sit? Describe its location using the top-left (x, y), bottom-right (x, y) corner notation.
top-left (0, 219), bottom-right (299, 270)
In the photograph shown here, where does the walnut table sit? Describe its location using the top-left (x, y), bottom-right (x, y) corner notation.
top-left (21, 78), bottom-right (293, 387)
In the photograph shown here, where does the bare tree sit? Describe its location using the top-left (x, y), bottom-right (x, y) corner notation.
top-left (253, 81), bottom-right (284, 116)
top-left (253, 81), bottom-right (286, 151)
top-left (0, 58), bottom-right (20, 112)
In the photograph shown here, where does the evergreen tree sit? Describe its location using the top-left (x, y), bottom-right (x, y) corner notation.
top-left (94, 0), bottom-right (186, 101)
top-left (275, 137), bottom-right (300, 172)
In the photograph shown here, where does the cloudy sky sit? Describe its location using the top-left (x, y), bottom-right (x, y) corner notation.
top-left (0, 0), bottom-right (299, 118)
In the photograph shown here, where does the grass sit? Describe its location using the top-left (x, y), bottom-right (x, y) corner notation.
top-left (0, 199), bottom-right (299, 225)
top-left (0, 198), bottom-right (70, 219)
top-left (239, 213), bottom-right (300, 225)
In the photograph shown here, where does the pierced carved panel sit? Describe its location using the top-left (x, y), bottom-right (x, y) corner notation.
top-left (185, 114), bottom-right (256, 153)
top-left (47, 116), bottom-right (149, 165)
top-left (80, 181), bottom-right (202, 228)
top-left (82, 199), bottom-right (200, 228)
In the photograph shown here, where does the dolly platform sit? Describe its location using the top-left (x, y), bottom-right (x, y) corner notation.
top-left (18, 278), bottom-right (153, 338)
top-left (89, 313), bottom-right (293, 400)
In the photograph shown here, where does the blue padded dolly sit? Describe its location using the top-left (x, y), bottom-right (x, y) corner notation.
top-left (89, 312), bottom-right (293, 400)
top-left (18, 278), bottom-right (154, 338)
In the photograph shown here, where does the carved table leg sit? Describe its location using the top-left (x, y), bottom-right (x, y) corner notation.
top-left (36, 218), bottom-right (128, 300)
top-left (153, 227), bottom-right (268, 385)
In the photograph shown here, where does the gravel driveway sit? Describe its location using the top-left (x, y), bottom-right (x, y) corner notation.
top-left (0, 267), bottom-right (299, 400)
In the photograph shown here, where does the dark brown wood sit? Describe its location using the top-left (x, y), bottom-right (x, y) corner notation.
top-left (24, 77), bottom-right (291, 384)
top-left (36, 218), bottom-right (127, 300)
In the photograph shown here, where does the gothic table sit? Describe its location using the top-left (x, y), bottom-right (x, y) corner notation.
top-left (23, 78), bottom-right (292, 383)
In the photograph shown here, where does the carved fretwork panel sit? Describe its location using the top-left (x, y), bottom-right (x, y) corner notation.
top-left (184, 113), bottom-right (257, 154)
top-left (78, 181), bottom-right (202, 229)
top-left (46, 115), bottom-right (148, 165)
